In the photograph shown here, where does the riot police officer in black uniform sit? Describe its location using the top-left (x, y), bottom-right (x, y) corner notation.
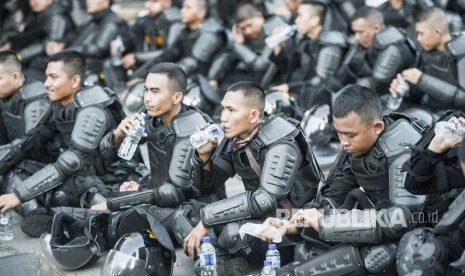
top-left (390, 7), bottom-right (465, 113)
top-left (395, 113), bottom-right (465, 275)
top-left (327, 6), bottom-right (416, 97)
top-left (207, 3), bottom-right (287, 93)
top-left (130, 0), bottom-right (225, 80)
top-left (103, 0), bottom-right (181, 93)
top-left (270, 0), bottom-right (348, 110)
top-left (264, 85), bottom-right (428, 275)
top-left (92, 62), bottom-right (225, 239)
top-left (182, 81), bottom-right (321, 275)
top-left (0, 51), bottom-right (126, 238)
top-left (0, 50), bottom-right (51, 203)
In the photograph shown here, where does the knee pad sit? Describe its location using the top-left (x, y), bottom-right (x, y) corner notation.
top-left (251, 189), bottom-right (276, 217)
top-left (158, 183), bottom-right (186, 207)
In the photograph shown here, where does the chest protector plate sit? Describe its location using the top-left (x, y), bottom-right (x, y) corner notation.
top-left (1, 82), bottom-right (48, 141)
top-left (351, 118), bottom-right (426, 210)
top-left (146, 110), bottom-right (207, 188)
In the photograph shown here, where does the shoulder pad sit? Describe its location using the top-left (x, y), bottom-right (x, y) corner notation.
top-left (378, 118), bottom-right (422, 158)
top-left (20, 81), bottom-right (47, 101)
top-left (172, 110), bottom-right (210, 138)
top-left (71, 105), bottom-right (109, 151)
top-left (374, 27), bottom-right (405, 50)
top-left (258, 116), bottom-right (297, 146)
top-left (263, 16), bottom-right (287, 36)
top-left (318, 31), bottom-right (348, 47)
top-left (167, 22), bottom-right (186, 46)
top-left (446, 35), bottom-right (465, 58)
top-left (73, 86), bottom-right (113, 108)
top-left (200, 18), bottom-right (224, 33)
top-left (163, 7), bottom-right (181, 22)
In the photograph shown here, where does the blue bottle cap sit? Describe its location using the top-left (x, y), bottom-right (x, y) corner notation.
top-left (202, 236), bottom-right (211, 243)
top-left (268, 243), bottom-right (276, 250)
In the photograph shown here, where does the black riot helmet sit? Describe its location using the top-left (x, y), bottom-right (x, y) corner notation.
top-left (300, 104), bottom-right (334, 146)
top-left (102, 206), bottom-right (176, 276)
top-left (101, 230), bottom-right (175, 276)
top-left (39, 210), bottom-right (108, 270)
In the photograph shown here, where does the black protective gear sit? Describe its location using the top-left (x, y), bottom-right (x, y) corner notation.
top-left (278, 244), bottom-right (368, 276)
top-left (323, 114), bottom-right (428, 208)
top-left (67, 9), bottom-right (130, 60)
top-left (0, 81), bottom-right (50, 141)
top-left (319, 206), bottom-right (414, 244)
top-left (409, 35), bottom-right (465, 112)
top-left (396, 227), bottom-right (434, 275)
top-left (194, 115), bottom-right (320, 227)
top-left (39, 209), bottom-right (108, 270)
top-left (13, 150), bottom-right (82, 202)
top-left (201, 189), bottom-right (277, 228)
top-left (328, 26), bottom-right (416, 96)
top-left (131, 18), bottom-right (225, 79)
top-left (7, 2), bottom-right (74, 62)
top-left (102, 230), bottom-right (175, 276)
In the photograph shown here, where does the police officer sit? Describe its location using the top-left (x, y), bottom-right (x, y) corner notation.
top-left (182, 81), bottom-right (321, 275)
top-left (46, 0), bottom-right (132, 77)
top-left (390, 7), bottom-right (465, 113)
top-left (265, 85), bottom-right (428, 275)
top-left (0, 0), bottom-right (74, 63)
top-left (270, 0), bottom-right (347, 110)
top-left (92, 62), bottom-right (224, 237)
top-left (0, 50), bottom-right (51, 193)
top-left (207, 3), bottom-right (287, 93)
top-left (130, 0), bottom-right (225, 80)
top-left (396, 114), bottom-right (465, 275)
top-left (103, 0), bottom-right (181, 93)
top-left (0, 50), bottom-right (125, 238)
top-left (327, 6), bottom-right (416, 96)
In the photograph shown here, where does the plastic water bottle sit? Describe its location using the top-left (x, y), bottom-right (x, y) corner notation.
top-left (265, 25), bottom-right (297, 49)
top-left (199, 236), bottom-right (217, 276)
top-left (190, 124), bottom-right (224, 148)
top-left (434, 121), bottom-right (465, 141)
top-left (266, 243), bottom-right (280, 271)
top-left (261, 260), bottom-right (276, 276)
top-left (111, 35), bottom-right (124, 66)
top-left (387, 77), bottom-right (409, 111)
top-left (118, 113), bottom-right (147, 160)
top-left (0, 212), bottom-right (13, 241)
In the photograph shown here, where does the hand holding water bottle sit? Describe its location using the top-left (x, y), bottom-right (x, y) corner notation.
top-left (118, 113), bottom-right (147, 160)
top-left (428, 116), bottom-right (465, 153)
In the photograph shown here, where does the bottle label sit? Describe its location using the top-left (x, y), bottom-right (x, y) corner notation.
top-left (267, 255), bottom-right (280, 269)
top-left (200, 252), bottom-right (215, 266)
top-left (0, 216), bottom-right (9, 225)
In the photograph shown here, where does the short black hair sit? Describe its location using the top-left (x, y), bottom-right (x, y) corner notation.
top-left (300, 0), bottom-right (327, 24)
top-left (0, 50), bottom-right (22, 74)
top-left (416, 7), bottom-right (449, 33)
top-left (226, 81), bottom-right (265, 118)
top-left (332, 85), bottom-right (382, 126)
top-left (149, 62), bottom-right (187, 95)
top-left (48, 50), bottom-right (86, 83)
top-left (235, 3), bottom-right (260, 23)
top-left (351, 6), bottom-right (384, 28)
